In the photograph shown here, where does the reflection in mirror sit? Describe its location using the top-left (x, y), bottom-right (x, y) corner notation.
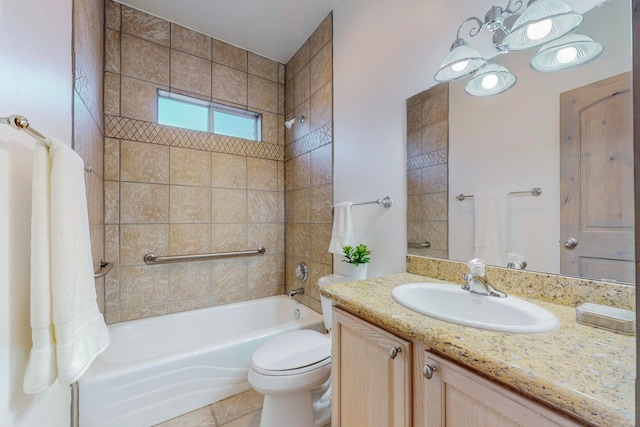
top-left (406, 0), bottom-right (634, 284)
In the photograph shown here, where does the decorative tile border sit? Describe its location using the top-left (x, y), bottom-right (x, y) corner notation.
top-left (105, 115), bottom-right (284, 161)
top-left (407, 149), bottom-right (447, 170)
top-left (285, 122), bottom-right (333, 160)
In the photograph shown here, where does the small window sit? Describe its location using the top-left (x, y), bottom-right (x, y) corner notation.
top-left (157, 91), bottom-right (262, 141)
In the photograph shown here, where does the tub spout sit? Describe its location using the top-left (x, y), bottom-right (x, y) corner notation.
top-left (288, 288), bottom-right (304, 297)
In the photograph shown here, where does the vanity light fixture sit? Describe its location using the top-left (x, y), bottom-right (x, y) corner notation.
top-left (434, 0), bottom-right (602, 96)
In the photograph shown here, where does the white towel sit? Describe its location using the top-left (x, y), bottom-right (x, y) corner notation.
top-left (23, 137), bottom-right (110, 394)
top-left (473, 192), bottom-right (509, 267)
top-left (328, 202), bottom-right (354, 254)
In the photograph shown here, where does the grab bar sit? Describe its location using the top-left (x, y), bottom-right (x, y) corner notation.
top-left (408, 241), bottom-right (431, 248)
top-left (143, 247), bottom-right (266, 265)
top-left (94, 261), bottom-right (113, 278)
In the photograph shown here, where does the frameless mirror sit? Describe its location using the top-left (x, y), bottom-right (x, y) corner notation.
top-left (407, 0), bottom-right (634, 284)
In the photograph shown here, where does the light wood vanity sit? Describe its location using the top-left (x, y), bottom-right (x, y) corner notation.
top-left (323, 271), bottom-right (635, 427)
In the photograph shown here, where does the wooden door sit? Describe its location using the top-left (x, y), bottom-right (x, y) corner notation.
top-left (560, 72), bottom-right (634, 283)
top-left (331, 307), bottom-right (412, 427)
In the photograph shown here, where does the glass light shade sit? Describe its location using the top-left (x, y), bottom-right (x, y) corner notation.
top-left (434, 40), bottom-right (487, 82)
top-left (465, 63), bottom-right (517, 96)
top-left (501, 0), bottom-right (583, 51)
top-left (530, 33), bottom-right (604, 72)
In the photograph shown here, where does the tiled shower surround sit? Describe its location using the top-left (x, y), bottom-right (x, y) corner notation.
top-left (406, 83), bottom-right (449, 260)
top-left (103, 1), bottom-right (333, 322)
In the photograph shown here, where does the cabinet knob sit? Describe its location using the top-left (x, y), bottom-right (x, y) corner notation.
top-left (389, 346), bottom-right (402, 359)
top-left (422, 364), bottom-right (437, 379)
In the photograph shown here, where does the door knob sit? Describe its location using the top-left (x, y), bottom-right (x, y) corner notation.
top-left (389, 346), bottom-right (402, 359)
top-left (422, 364), bottom-right (437, 379)
top-left (564, 238), bottom-right (578, 249)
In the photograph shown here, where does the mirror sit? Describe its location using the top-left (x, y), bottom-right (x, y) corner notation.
top-left (407, 0), bottom-right (634, 284)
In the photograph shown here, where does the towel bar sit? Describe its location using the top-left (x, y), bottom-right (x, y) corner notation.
top-left (330, 196), bottom-right (393, 209)
top-left (456, 187), bottom-right (542, 201)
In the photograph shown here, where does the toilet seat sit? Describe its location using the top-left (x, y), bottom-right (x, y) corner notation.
top-left (251, 330), bottom-right (331, 377)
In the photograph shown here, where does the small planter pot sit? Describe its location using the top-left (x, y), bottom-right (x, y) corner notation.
top-left (343, 262), bottom-right (368, 281)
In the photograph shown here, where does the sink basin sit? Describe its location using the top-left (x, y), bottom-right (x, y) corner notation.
top-left (391, 282), bottom-right (559, 334)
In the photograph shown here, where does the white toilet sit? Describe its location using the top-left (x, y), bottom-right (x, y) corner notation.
top-left (248, 274), bottom-right (348, 427)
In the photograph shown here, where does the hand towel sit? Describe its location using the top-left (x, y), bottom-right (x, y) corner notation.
top-left (328, 202), bottom-right (354, 254)
top-left (473, 192), bottom-right (509, 267)
top-left (23, 137), bottom-right (110, 394)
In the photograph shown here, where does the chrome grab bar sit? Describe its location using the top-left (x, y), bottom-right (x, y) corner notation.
top-left (143, 247), bottom-right (266, 265)
top-left (408, 241), bottom-right (431, 248)
top-left (94, 261), bottom-right (113, 278)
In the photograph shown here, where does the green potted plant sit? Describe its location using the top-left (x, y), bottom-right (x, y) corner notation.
top-left (342, 244), bottom-right (371, 280)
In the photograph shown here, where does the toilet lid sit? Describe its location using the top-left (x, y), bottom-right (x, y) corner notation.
top-left (252, 330), bottom-right (330, 371)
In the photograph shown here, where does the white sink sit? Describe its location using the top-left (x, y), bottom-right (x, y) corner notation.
top-left (391, 282), bottom-right (559, 334)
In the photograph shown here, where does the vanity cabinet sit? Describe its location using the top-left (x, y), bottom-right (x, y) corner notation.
top-left (331, 307), bottom-right (412, 427)
top-left (418, 351), bottom-right (584, 427)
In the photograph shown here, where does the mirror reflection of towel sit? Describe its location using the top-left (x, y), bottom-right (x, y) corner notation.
top-left (473, 192), bottom-right (509, 266)
top-left (328, 202), bottom-right (354, 254)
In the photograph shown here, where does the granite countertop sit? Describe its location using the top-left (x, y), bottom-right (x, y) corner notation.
top-left (321, 272), bottom-right (635, 427)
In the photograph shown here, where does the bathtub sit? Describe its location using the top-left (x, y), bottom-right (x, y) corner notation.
top-left (79, 296), bottom-right (325, 427)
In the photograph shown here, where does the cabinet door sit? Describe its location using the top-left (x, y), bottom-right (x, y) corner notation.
top-left (421, 351), bottom-right (584, 427)
top-left (331, 307), bottom-right (412, 427)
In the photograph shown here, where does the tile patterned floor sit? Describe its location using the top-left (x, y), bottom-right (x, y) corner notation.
top-left (153, 389), bottom-right (331, 427)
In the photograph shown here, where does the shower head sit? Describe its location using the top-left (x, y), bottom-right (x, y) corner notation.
top-left (284, 115), bottom-right (305, 129)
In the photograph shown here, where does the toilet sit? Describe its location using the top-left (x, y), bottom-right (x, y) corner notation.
top-left (248, 274), bottom-right (348, 427)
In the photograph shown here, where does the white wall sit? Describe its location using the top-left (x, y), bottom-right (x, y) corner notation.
top-left (448, 0), bottom-right (631, 273)
top-left (0, 0), bottom-right (73, 425)
top-left (332, 0), bottom-right (629, 277)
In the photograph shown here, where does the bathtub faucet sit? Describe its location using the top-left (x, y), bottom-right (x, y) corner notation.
top-left (288, 288), bottom-right (305, 297)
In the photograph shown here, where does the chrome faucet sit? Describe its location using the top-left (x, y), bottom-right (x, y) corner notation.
top-left (288, 287), bottom-right (305, 297)
top-left (462, 258), bottom-right (507, 298)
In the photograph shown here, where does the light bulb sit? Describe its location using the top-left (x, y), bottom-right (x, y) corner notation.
top-left (556, 46), bottom-right (578, 63)
top-left (481, 73), bottom-right (499, 89)
top-left (526, 19), bottom-right (552, 41)
top-left (451, 59), bottom-right (469, 72)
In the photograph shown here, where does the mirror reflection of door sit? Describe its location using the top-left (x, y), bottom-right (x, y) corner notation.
top-left (560, 72), bottom-right (634, 283)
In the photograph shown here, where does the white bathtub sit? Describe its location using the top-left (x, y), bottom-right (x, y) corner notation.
top-left (79, 296), bottom-right (325, 427)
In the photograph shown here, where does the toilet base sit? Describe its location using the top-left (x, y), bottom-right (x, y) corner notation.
top-left (261, 392), bottom-right (314, 427)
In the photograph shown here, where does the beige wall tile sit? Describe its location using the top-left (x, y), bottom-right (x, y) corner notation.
top-left (310, 13), bottom-right (332, 57)
top-left (279, 63), bottom-right (285, 85)
top-left (171, 50), bottom-right (212, 97)
top-left (278, 84), bottom-right (285, 115)
top-left (120, 139), bottom-right (170, 183)
top-left (121, 34), bottom-right (170, 85)
top-left (285, 223), bottom-right (309, 258)
top-left (422, 121), bottom-right (448, 153)
top-left (104, 180), bottom-right (120, 224)
top-left (424, 192), bottom-right (447, 221)
top-left (309, 223), bottom-right (332, 265)
top-left (278, 191), bottom-right (285, 224)
top-left (170, 298), bottom-right (211, 314)
top-left (407, 103), bottom-right (422, 133)
top-left (212, 291), bottom-right (249, 306)
top-left (90, 223), bottom-right (105, 276)
top-left (119, 304), bottom-right (168, 321)
top-left (212, 39), bottom-right (247, 71)
top-left (285, 58), bottom-right (294, 84)
top-left (310, 82), bottom-right (332, 131)
top-left (248, 75), bottom-right (278, 113)
top-left (73, 93), bottom-right (103, 178)
top-left (285, 79), bottom-right (294, 115)
top-left (247, 255), bottom-right (279, 288)
top-left (104, 72), bottom-right (120, 116)
top-left (120, 224), bottom-right (169, 266)
top-left (170, 186), bottom-right (211, 223)
top-left (104, 138), bottom-right (120, 181)
top-left (212, 189), bottom-right (247, 223)
top-left (421, 164), bottom-right (448, 193)
top-left (105, 29), bottom-right (120, 73)
top-left (290, 153), bottom-right (310, 190)
top-left (277, 115), bottom-right (285, 146)
top-left (105, 225), bottom-right (119, 267)
top-left (407, 195), bottom-right (421, 222)
top-left (293, 64), bottom-right (310, 108)
top-left (169, 224), bottom-right (211, 255)
top-left (105, 268), bottom-right (120, 313)
top-left (120, 265), bottom-right (169, 307)
top-left (310, 184), bottom-right (332, 224)
top-left (212, 63), bottom-right (248, 106)
top-left (247, 191), bottom-right (277, 223)
top-left (211, 223), bottom-right (248, 252)
top-left (407, 169), bottom-right (421, 196)
top-left (248, 52), bottom-right (279, 82)
top-left (407, 129), bottom-right (421, 157)
top-left (261, 111), bottom-right (277, 145)
top-left (120, 76), bottom-right (168, 122)
top-left (212, 258), bottom-right (247, 294)
top-left (305, 260), bottom-right (332, 301)
top-left (171, 24), bottom-right (211, 60)
top-left (121, 5), bottom-right (170, 46)
top-left (426, 220), bottom-right (448, 251)
top-left (247, 158), bottom-right (277, 191)
top-left (291, 100), bottom-right (311, 141)
top-left (170, 146), bottom-right (211, 186)
top-left (286, 189), bottom-right (310, 223)
top-left (293, 38), bottom-right (311, 75)
top-left (422, 92), bottom-right (448, 127)
top-left (310, 42), bottom-right (332, 95)
top-left (211, 153), bottom-right (246, 188)
top-left (247, 223), bottom-right (277, 255)
top-left (120, 182), bottom-right (169, 223)
top-left (105, 0), bottom-right (121, 31)
top-left (310, 143), bottom-right (332, 187)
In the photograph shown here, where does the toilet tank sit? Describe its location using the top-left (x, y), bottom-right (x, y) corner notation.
top-left (318, 274), bottom-right (348, 332)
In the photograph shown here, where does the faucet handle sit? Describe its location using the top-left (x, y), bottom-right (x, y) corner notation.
top-left (462, 273), bottom-right (474, 282)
